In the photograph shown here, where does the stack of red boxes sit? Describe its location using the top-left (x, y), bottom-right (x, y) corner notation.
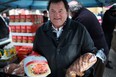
top-left (9, 14), bottom-right (43, 57)
top-left (9, 14), bottom-right (43, 43)
top-left (17, 46), bottom-right (33, 61)
top-left (20, 15), bottom-right (26, 22)
top-left (9, 15), bottom-right (15, 22)
top-left (12, 36), bottom-right (34, 43)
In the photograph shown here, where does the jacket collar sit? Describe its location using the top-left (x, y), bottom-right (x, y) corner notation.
top-left (43, 18), bottom-right (72, 47)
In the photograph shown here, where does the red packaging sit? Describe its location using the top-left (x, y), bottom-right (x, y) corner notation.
top-left (25, 15), bottom-right (31, 22)
top-left (20, 15), bottom-right (26, 22)
top-left (15, 46), bottom-right (22, 52)
top-left (21, 26), bottom-right (26, 33)
top-left (16, 25), bottom-right (21, 33)
top-left (12, 36), bottom-right (17, 42)
top-left (17, 54), bottom-right (27, 61)
top-left (36, 15), bottom-right (43, 24)
top-left (22, 36), bottom-right (28, 43)
top-left (26, 26), bottom-right (32, 33)
top-left (10, 26), bottom-right (16, 32)
top-left (17, 36), bottom-right (22, 43)
top-left (28, 36), bottom-right (34, 43)
top-left (9, 15), bottom-right (15, 22)
top-left (25, 15), bottom-right (37, 23)
top-left (17, 46), bottom-right (32, 55)
top-left (26, 25), bottom-right (39, 33)
top-left (15, 15), bottom-right (20, 22)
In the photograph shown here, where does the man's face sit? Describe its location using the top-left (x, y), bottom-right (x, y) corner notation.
top-left (49, 1), bottom-right (68, 28)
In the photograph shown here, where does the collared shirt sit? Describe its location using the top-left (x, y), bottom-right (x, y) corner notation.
top-left (52, 25), bottom-right (63, 38)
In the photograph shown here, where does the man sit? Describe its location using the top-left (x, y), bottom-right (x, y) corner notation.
top-left (102, 5), bottom-right (116, 69)
top-left (33, 0), bottom-right (97, 77)
top-left (68, 0), bottom-right (109, 77)
top-left (2, 13), bottom-right (9, 25)
top-left (43, 10), bottom-right (48, 23)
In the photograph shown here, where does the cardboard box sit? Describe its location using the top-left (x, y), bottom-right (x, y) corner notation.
top-left (21, 26), bottom-right (26, 33)
top-left (17, 36), bottom-right (22, 43)
top-left (28, 36), bottom-right (34, 43)
top-left (25, 14), bottom-right (37, 23)
top-left (20, 15), bottom-right (26, 22)
top-left (15, 15), bottom-right (20, 22)
top-left (22, 36), bottom-right (28, 43)
top-left (10, 26), bottom-right (16, 32)
top-left (16, 25), bottom-right (21, 33)
top-left (9, 15), bottom-right (15, 22)
top-left (12, 36), bottom-right (17, 42)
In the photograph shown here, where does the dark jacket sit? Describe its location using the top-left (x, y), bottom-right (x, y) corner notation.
top-left (43, 16), bottom-right (48, 23)
top-left (72, 7), bottom-right (109, 56)
top-left (102, 9), bottom-right (116, 49)
top-left (0, 15), bottom-right (9, 40)
top-left (102, 10), bottom-right (116, 34)
top-left (0, 15), bottom-right (10, 49)
top-left (33, 18), bottom-right (96, 77)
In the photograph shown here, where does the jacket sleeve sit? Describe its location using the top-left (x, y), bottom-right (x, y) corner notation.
top-left (80, 25), bottom-right (97, 77)
top-left (33, 27), bottom-right (42, 54)
top-left (81, 25), bottom-right (97, 55)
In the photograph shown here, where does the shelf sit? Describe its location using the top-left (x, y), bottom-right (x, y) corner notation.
top-left (9, 22), bottom-right (33, 26)
top-left (1, 54), bottom-right (16, 60)
top-left (12, 42), bottom-right (33, 46)
top-left (0, 38), bottom-right (12, 45)
top-left (11, 33), bottom-right (35, 36)
top-left (0, 33), bottom-right (12, 45)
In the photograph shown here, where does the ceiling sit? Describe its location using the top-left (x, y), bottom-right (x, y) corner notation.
top-left (0, 0), bottom-right (115, 12)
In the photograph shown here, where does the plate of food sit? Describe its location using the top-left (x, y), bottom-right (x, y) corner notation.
top-left (24, 55), bottom-right (51, 77)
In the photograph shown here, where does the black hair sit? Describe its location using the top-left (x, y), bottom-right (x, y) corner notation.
top-left (47, 0), bottom-right (69, 12)
top-left (43, 10), bottom-right (47, 14)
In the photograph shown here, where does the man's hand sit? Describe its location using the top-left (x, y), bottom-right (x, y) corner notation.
top-left (66, 53), bottom-right (97, 77)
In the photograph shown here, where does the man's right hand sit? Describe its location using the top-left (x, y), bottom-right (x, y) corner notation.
top-left (66, 53), bottom-right (97, 77)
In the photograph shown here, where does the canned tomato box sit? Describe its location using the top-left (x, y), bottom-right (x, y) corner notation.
top-left (15, 15), bottom-right (20, 22)
top-left (9, 15), bottom-right (15, 22)
top-left (26, 26), bottom-right (32, 33)
top-left (22, 36), bottom-right (28, 43)
top-left (16, 25), bottom-right (21, 33)
top-left (28, 36), bottom-right (34, 43)
top-left (17, 36), bottom-right (22, 43)
top-left (10, 25), bottom-right (16, 32)
top-left (21, 26), bottom-right (26, 33)
top-left (25, 14), bottom-right (37, 23)
top-left (20, 15), bottom-right (26, 22)
top-left (12, 36), bottom-right (17, 42)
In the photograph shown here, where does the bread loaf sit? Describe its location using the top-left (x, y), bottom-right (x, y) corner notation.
top-left (66, 53), bottom-right (97, 77)
top-left (12, 65), bottom-right (24, 76)
top-left (3, 63), bottom-right (19, 74)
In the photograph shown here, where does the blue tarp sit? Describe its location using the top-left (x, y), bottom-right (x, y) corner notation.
top-left (0, 0), bottom-right (115, 12)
